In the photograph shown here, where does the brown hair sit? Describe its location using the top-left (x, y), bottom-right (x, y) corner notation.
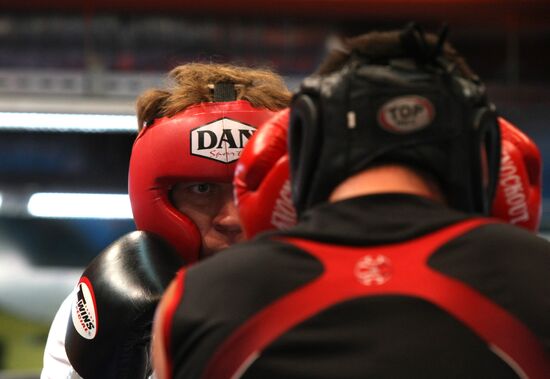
top-left (136, 63), bottom-right (292, 130)
top-left (316, 29), bottom-right (476, 80)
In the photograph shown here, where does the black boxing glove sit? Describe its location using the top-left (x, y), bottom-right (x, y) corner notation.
top-left (65, 231), bottom-right (186, 379)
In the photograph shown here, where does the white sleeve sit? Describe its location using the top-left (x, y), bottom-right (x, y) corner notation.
top-left (41, 289), bottom-right (83, 379)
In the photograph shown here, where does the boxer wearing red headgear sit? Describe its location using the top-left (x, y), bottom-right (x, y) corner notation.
top-left (235, 112), bottom-right (542, 237)
top-left (129, 100), bottom-right (278, 261)
top-left (41, 63), bottom-right (291, 379)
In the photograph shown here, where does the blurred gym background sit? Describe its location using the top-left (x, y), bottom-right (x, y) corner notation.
top-left (0, 1), bottom-right (549, 377)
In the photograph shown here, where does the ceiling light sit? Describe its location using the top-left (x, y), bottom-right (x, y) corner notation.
top-left (27, 192), bottom-right (133, 219)
top-left (0, 112), bottom-right (137, 133)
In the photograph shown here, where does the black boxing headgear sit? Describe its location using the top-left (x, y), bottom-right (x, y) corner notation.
top-left (289, 24), bottom-right (501, 216)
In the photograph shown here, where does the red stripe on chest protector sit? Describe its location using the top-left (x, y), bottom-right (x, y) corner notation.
top-left (201, 219), bottom-right (550, 379)
top-left (163, 269), bottom-right (187, 379)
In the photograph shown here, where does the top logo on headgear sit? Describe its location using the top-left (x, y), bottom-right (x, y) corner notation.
top-left (191, 118), bottom-right (256, 163)
top-left (378, 95), bottom-right (434, 134)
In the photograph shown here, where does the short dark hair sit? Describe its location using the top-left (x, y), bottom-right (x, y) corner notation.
top-left (316, 28), bottom-right (477, 81)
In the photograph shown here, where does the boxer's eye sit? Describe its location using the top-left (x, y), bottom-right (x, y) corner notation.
top-left (190, 183), bottom-right (212, 194)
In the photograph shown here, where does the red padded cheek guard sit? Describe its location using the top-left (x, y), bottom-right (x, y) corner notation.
top-left (129, 101), bottom-right (277, 263)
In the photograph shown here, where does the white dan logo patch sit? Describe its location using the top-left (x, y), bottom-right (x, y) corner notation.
top-left (71, 277), bottom-right (98, 339)
top-left (191, 118), bottom-right (256, 163)
top-left (378, 95), bottom-right (434, 133)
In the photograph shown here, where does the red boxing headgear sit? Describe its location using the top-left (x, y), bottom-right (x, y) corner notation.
top-left (129, 100), bottom-right (277, 263)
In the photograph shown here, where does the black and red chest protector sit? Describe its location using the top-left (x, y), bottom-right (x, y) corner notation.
top-left (202, 218), bottom-right (550, 379)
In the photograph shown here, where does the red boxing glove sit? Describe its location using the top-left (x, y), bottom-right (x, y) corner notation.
top-left (491, 117), bottom-right (542, 232)
top-left (236, 114), bottom-right (542, 237)
top-left (234, 109), bottom-right (297, 239)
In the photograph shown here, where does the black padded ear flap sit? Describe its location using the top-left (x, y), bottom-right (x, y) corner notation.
top-left (289, 94), bottom-right (322, 214)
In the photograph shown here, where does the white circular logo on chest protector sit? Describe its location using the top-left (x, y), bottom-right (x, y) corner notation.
top-left (378, 95), bottom-right (434, 134)
top-left (354, 254), bottom-right (393, 286)
top-left (71, 278), bottom-right (98, 339)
